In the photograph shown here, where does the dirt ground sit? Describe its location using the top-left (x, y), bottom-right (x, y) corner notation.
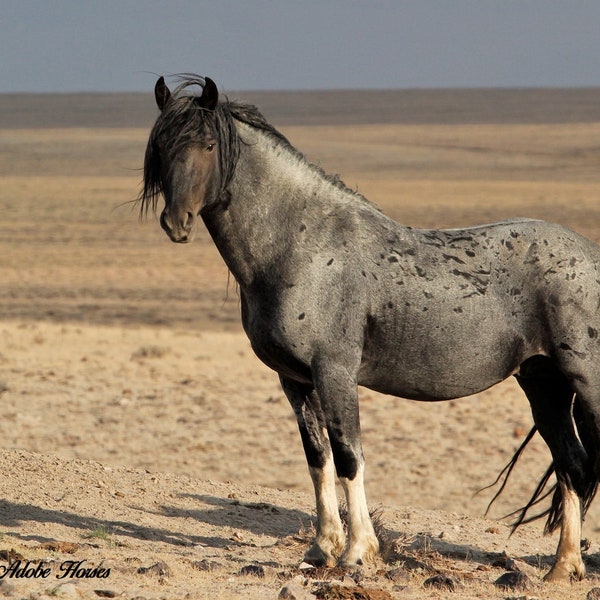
top-left (2, 88), bottom-right (600, 598)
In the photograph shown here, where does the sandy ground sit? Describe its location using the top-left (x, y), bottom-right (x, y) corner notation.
top-left (2, 89), bottom-right (600, 598)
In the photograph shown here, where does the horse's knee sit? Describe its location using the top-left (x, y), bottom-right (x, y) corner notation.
top-left (329, 438), bottom-right (361, 480)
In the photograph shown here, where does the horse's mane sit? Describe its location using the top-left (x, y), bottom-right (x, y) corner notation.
top-left (139, 74), bottom-right (370, 218)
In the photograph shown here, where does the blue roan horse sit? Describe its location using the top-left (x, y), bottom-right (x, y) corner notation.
top-left (140, 75), bottom-right (600, 582)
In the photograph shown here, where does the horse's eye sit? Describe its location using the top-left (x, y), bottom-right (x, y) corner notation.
top-left (206, 143), bottom-right (215, 152)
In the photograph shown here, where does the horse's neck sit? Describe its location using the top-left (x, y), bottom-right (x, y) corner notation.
top-left (202, 124), bottom-right (339, 288)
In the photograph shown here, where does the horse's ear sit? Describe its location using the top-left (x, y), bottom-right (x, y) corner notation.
top-left (199, 77), bottom-right (219, 110)
top-left (154, 76), bottom-right (171, 111)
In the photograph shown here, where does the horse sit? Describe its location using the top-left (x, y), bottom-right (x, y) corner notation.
top-left (139, 74), bottom-right (600, 582)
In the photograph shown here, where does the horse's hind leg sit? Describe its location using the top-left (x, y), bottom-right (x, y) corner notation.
top-left (280, 376), bottom-right (345, 566)
top-left (516, 356), bottom-right (593, 582)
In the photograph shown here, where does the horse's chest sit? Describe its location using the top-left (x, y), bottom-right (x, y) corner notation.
top-left (241, 294), bottom-right (313, 383)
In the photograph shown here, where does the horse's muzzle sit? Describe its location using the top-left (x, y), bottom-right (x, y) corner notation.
top-left (160, 208), bottom-right (195, 243)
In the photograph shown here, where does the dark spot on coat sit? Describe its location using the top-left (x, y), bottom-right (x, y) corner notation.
top-left (442, 253), bottom-right (466, 264)
top-left (327, 258), bottom-right (334, 266)
top-left (465, 250), bottom-right (475, 257)
top-left (453, 307), bottom-right (463, 313)
top-left (510, 288), bottom-right (521, 296)
top-left (415, 266), bottom-right (426, 278)
top-left (505, 240), bottom-right (514, 251)
top-left (298, 312), bottom-right (306, 320)
top-left (387, 256), bottom-right (398, 263)
top-left (299, 224), bottom-right (306, 232)
top-left (449, 235), bottom-right (473, 244)
top-left (588, 326), bottom-right (598, 339)
top-left (387, 302), bottom-right (394, 309)
top-left (560, 342), bottom-right (587, 359)
top-left (452, 269), bottom-right (489, 294)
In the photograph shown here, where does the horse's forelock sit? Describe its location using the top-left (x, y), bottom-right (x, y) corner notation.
top-left (138, 81), bottom-right (221, 218)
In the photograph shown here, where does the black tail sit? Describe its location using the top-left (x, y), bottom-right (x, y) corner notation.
top-left (484, 397), bottom-right (599, 534)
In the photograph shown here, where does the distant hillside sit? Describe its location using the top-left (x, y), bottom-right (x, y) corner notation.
top-left (1, 87), bottom-right (600, 129)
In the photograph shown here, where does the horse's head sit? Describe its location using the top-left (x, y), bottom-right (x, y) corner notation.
top-left (140, 76), bottom-right (221, 243)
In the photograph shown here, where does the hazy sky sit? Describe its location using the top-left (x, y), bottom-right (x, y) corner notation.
top-left (2, 1), bottom-right (600, 93)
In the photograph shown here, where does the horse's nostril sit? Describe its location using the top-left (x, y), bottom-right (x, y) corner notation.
top-left (183, 211), bottom-right (194, 231)
top-left (160, 211), bottom-right (170, 231)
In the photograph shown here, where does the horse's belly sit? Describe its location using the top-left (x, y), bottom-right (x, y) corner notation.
top-left (359, 360), bottom-right (507, 401)
top-left (358, 319), bottom-right (526, 401)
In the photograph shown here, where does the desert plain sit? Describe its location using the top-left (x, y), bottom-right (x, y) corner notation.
top-left (1, 88), bottom-right (600, 598)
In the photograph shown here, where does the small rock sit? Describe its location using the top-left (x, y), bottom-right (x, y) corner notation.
top-left (239, 564), bottom-right (265, 578)
top-left (0, 549), bottom-right (24, 562)
top-left (37, 541), bottom-right (81, 554)
top-left (587, 588), bottom-right (600, 600)
top-left (394, 553), bottom-right (431, 573)
top-left (0, 580), bottom-right (16, 596)
top-left (385, 567), bottom-right (410, 584)
top-left (278, 579), bottom-right (316, 600)
top-left (494, 570), bottom-right (531, 591)
top-left (313, 582), bottom-right (393, 599)
top-left (423, 574), bottom-right (457, 591)
top-left (191, 559), bottom-right (221, 571)
top-left (137, 560), bottom-right (172, 577)
top-left (94, 591), bottom-right (119, 598)
top-left (51, 583), bottom-right (82, 599)
top-left (505, 557), bottom-right (539, 578)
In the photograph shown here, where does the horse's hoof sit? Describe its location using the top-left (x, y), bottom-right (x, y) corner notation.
top-left (337, 542), bottom-right (378, 569)
top-left (543, 561), bottom-right (585, 583)
top-left (338, 557), bottom-right (363, 569)
top-left (303, 544), bottom-right (337, 568)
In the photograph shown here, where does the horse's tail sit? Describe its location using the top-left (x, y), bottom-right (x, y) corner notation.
top-left (484, 396), bottom-right (599, 534)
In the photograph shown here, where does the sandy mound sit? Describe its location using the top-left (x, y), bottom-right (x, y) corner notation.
top-left (1, 447), bottom-right (595, 599)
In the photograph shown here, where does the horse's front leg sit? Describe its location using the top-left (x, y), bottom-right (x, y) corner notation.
top-left (280, 376), bottom-right (345, 566)
top-left (311, 361), bottom-right (380, 567)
